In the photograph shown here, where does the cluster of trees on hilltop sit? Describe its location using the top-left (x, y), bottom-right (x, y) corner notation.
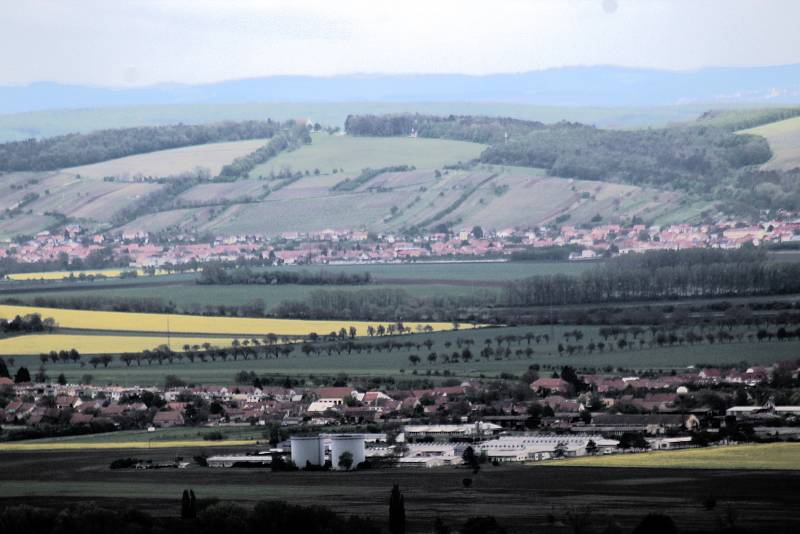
top-left (345, 113), bottom-right (547, 144)
top-left (482, 124), bottom-right (770, 195)
top-left (217, 124), bottom-right (311, 179)
top-left (197, 265), bottom-right (372, 285)
top-left (0, 120), bottom-right (284, 172)
top-left (344, 112), bottom-right (776, 203)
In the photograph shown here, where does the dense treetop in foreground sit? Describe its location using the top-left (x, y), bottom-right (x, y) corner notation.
top-left (0, 120), bottom-right (287, 172)
top-left (0, 500), bottom-right (381, 534)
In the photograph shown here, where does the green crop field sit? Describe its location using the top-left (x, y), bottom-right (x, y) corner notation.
top-left (0, 261), bottom-right (600, 312)
top-left (61, 138), bottom-right (272, 180)
top-left (6, 324), bottom-right (799, 386)
top-left (549, 443), bottom-right (800, 470)
top-left (741, 115), bottom-right (800, 170)
top-left (249, 133), bottom-right (485, 179)
top-left (3, 283), bottom-right (499, 311)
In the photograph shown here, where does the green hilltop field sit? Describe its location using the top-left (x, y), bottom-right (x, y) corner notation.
top-left (741, 116), bottom-right (800, 170)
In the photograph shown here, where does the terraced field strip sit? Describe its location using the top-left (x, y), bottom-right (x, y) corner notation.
top-left (418, 172), bottom-right (498, 228)
top-left (0, 334), bottom-right (239, 355)
top-left (6, 268), bottom-right (175, 281)
top-left (0, 304), bottom-right (464, 336)
top-left (60, 138), bottom-right (272, 179)
top-left (543, 443), bottom-right (800, 470)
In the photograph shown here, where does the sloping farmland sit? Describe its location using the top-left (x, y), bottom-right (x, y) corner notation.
top-left (60, 138), bottom-right (272, 179)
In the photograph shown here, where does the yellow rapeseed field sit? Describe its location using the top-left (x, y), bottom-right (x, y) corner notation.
top-left (6, 268), bottom-right (170, 281)
top-left (0, 304), bottom-right (460, 336)
top-left (0, 334), bottom-right (238, 356)
top-left (0, 440), bottom-right (257, 451)
top-left (540, 443), bottom-right (800, 470)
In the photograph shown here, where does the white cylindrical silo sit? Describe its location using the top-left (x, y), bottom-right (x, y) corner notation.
top-left (291, 436), bottom-right (322, 469)
top-left (330, 434), bottom-right (365, 470)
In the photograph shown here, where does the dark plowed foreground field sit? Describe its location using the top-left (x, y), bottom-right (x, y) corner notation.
top-left (1, 448), bottom-right (799, 533)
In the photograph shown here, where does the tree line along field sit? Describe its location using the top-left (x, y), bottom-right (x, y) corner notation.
top-left (2, 284), bottom-right (495, 314)
top-left (8, 322), bottom-right (800, 386)
top-left (0, 334), bottom-right (241, 357)
top-left (0, 261), bottom-right (600, 316)
top-left (0, 303), bottom-right (459, 339)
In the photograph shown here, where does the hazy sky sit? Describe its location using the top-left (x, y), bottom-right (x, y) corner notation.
top-left (3, 0), bottom-right (800, 87)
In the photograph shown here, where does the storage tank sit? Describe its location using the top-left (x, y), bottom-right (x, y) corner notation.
top-left (329, 434), bottom-right (366, 470)
top-left (290, 436), bottom-right (323, 469)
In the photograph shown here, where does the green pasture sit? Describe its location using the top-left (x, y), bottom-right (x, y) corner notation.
top-left (250, 134), bottom-right (486, 179)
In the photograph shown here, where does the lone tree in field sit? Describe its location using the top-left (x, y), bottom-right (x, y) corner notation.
top-left (462, 446), bottom-right (480, 470)
top-left (338, 451), bottom-right (354, 470)
top-left (180, 488), bottom-right (197, 520)
top-left (389, 484), bottom-right (406, 534)
top-left (13, 366), bottom-right (31, 383)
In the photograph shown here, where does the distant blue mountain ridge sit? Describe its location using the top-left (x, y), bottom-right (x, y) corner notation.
top-left (2, 65), bottom-right (800, 114)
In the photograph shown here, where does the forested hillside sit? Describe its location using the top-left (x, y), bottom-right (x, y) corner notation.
top-left (0, 120), bottom-right (286, 172)
top-left (345, 112), bottom-right (800, 214)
